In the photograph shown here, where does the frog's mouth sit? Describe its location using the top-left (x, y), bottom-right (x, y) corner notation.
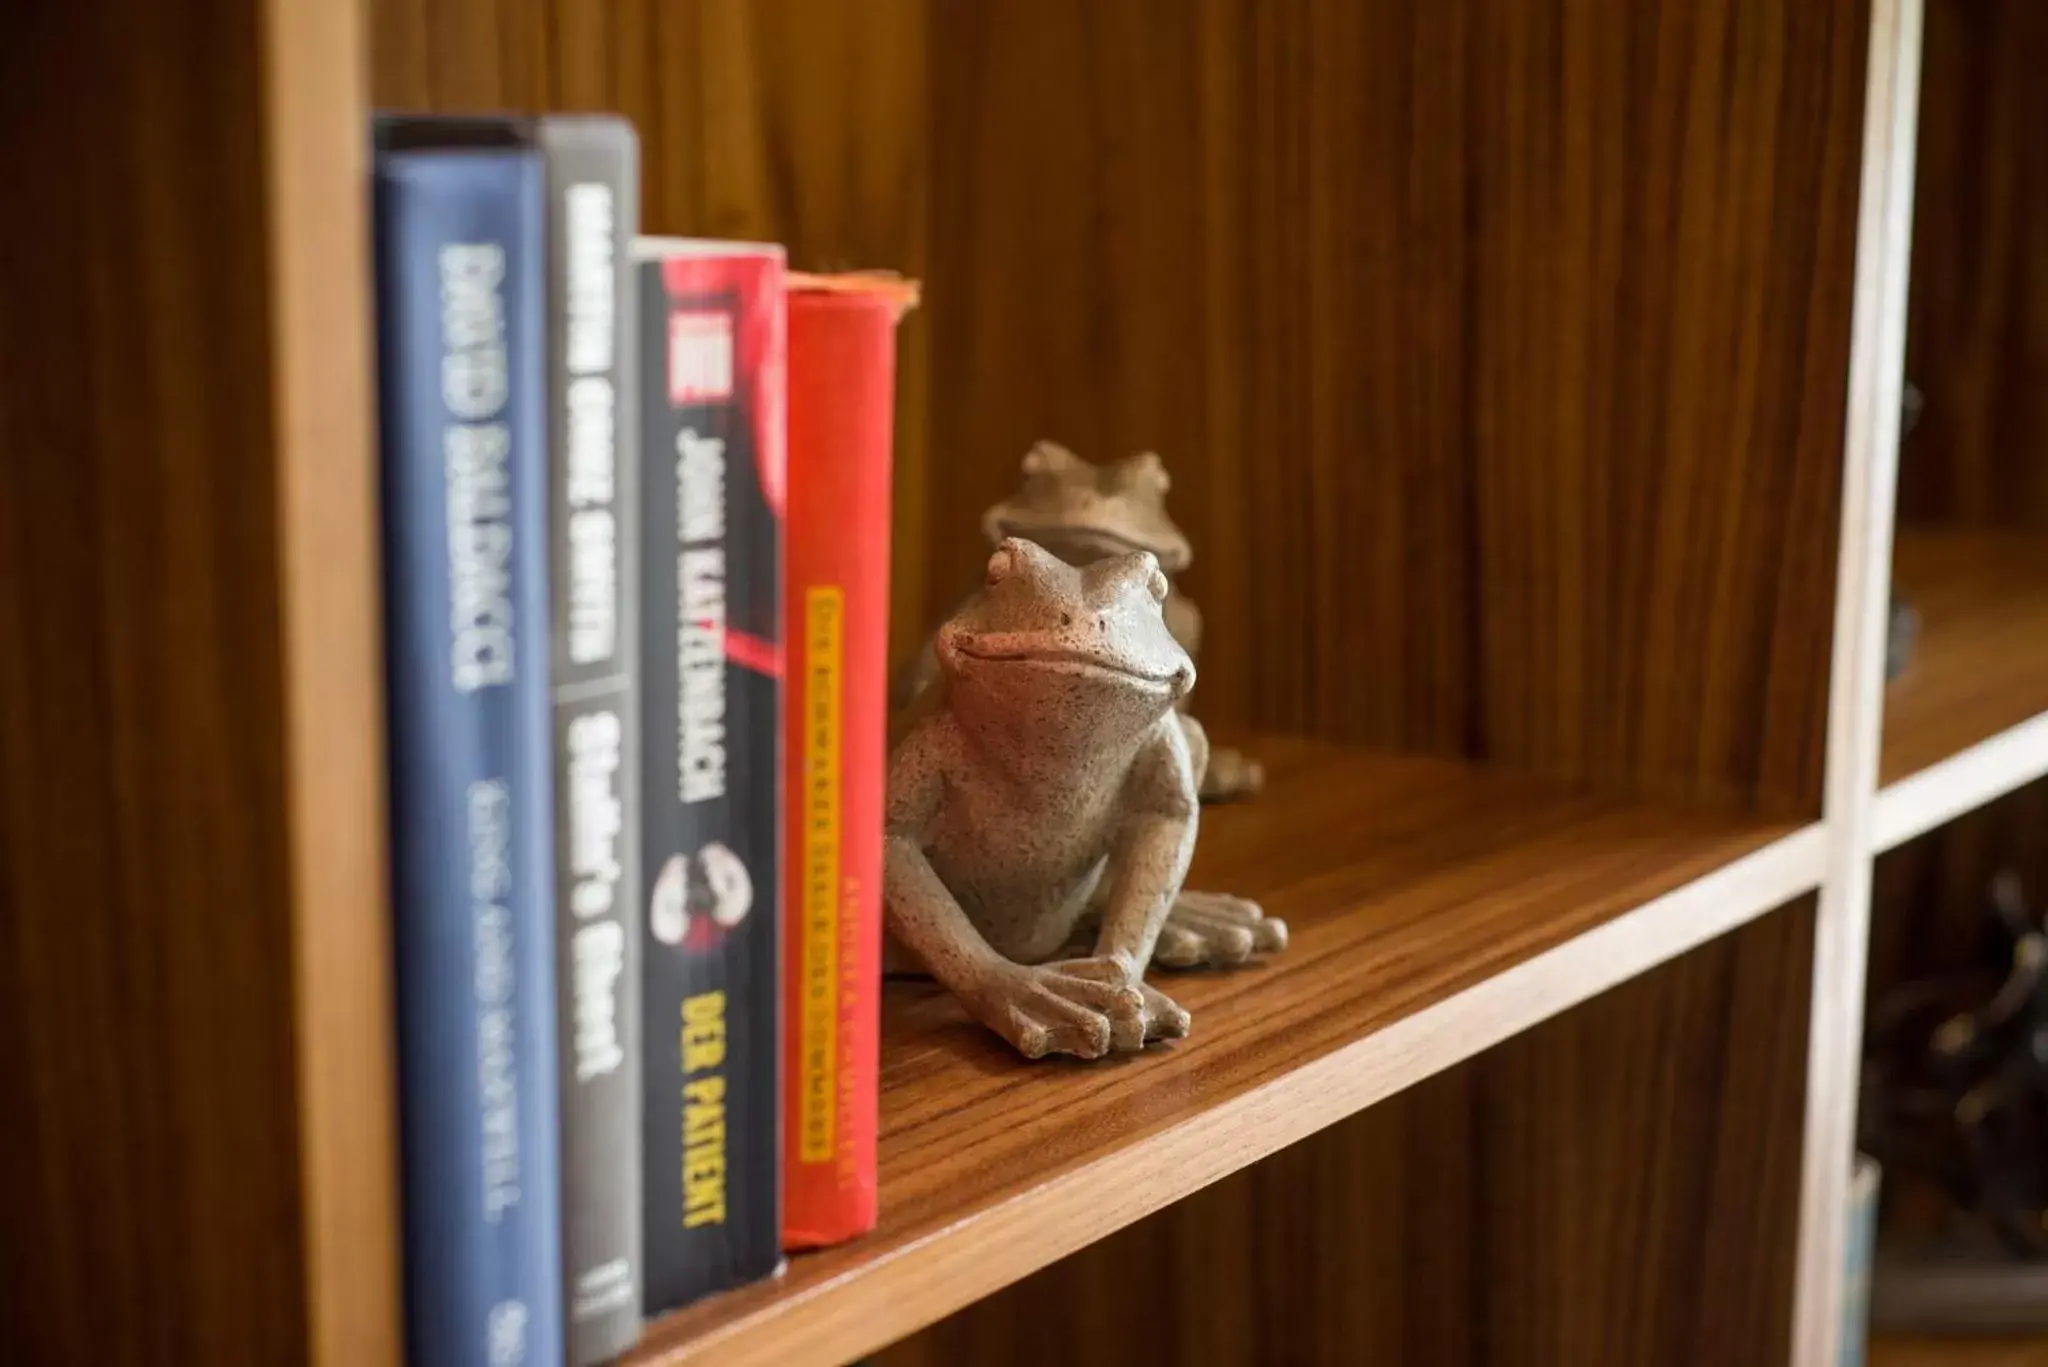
top-left (952, 641), bottom-right (1186, 693)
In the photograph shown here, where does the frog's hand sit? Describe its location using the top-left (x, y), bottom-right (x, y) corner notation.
top-left (1153, 889), bottom-right (1288, 969)
top-left (992, 960), bottom-right (1148, 1059)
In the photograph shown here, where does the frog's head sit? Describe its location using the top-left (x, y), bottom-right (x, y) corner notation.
top-left (937, 538), bottom-right (1194, 715)
top-left (981, 441), bottom-right (1193, 574)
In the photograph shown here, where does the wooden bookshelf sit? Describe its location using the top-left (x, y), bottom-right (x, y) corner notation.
top-left (0, 0), bottom-right (1957, 1364)
top-left (628, 737), bottom-right (1820, 1366)
top-left (1875, 530), bottom-right (2048, 849)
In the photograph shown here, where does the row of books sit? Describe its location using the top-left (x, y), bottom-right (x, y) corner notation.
top-left (370, 113), bottom-right (910, 1367)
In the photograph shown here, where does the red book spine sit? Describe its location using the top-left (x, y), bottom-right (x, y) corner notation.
top-left (780, 274), bottom-right (916, 1248)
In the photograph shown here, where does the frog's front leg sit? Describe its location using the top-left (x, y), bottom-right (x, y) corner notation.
top-left (886, 841), bottom-right (1148, 1060)
top-left (886, 725), bottom-right (1145, 1059)
top-left (1088, 724), bottom-right (1202, 1043)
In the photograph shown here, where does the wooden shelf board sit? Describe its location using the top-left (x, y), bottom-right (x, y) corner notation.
top-left (1873, 1335), bottom-right (2048, 1367)
top-left (1877, 529), bottom-right (2048, 850)
top-left (626, 737), bottom-right (1822, 1367)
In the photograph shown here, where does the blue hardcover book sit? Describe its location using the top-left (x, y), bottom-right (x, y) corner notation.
top-left (373, 136), bottom-right (565, 1367)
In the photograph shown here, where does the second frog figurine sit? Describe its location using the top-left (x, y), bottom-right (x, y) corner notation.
top-left (884, 537), bottom-right (1286, 1060)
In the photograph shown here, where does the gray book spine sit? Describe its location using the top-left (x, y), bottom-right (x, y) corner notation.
top-left (539, 115), bottom-right (643, 1367)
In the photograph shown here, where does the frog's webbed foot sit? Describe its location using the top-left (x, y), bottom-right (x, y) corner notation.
top-left (1198, 744), bottom-right (1265, 802)
top-left (967, 955), bottom-right (1193, 1056)
top-left (972, 957), bottom-right (1147, 1060)
top-left (1153, 889), bottom-right (1288, 969)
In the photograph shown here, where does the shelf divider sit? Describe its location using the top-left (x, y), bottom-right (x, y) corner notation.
top-left (1794, 0), bottom-right (1926, 1359)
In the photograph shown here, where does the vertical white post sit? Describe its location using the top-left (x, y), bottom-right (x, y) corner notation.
top-left (1794, 0), bottom-right (1923, 1361)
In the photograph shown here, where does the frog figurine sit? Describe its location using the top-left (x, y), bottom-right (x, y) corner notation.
top-left (898, 440), bottom-right (1263, 801)
top-left (884, 537), bottom-right (1286, 1060)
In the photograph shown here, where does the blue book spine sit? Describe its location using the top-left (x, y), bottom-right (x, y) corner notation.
top-left (373, 146), bottom-right (565, 1367)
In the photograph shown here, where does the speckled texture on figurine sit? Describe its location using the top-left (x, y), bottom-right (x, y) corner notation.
top-left (883, 538), bottom-right (1286, 1060)
top-left (897, 441), bottom-right (1265, 801)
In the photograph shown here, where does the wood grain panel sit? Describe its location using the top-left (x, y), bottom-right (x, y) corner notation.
top-left (366, 0), bottom-right (1868, 815)
top-left (882, 896), bottom-right (1815, 1367)
top-left (1897, 0), bottom-right (2048, 530)
top-left (0, 0), bottom-right (396, 1362)
top-left (914, 0), bottom-right (1867, 817)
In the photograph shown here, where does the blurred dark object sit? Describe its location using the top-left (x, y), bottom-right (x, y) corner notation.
top-left (1861, 871), bottom-right (2048, 1330)
top-left (1887, 597), bottom-right (1921, 682)
top-left (1887, 382), bottom-right (1926, 682)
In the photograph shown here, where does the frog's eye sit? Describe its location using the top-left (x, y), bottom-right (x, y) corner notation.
top-left (986, 545), bottom-right (1017, 587)
top-left (1022, 440), bottom-right (1078, 478)
top-left (1121, 451), bottom-right (1170, 496)
top-left (1146, 563), bottom-right (1170, 604)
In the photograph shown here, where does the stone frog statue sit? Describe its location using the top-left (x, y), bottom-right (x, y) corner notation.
top-left (895, 440), bottom-right (1264, 802)
top-left (884, 537), bottom-right (1286, 1060)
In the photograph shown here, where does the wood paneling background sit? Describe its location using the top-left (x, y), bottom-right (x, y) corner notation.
top-left (1, 0), bottom-right (397, 1363)
top-left (918, 0), bottom-right (1865, 819)
top-left (880, 896), bottom-right (1816, 1367)
top-left (0, 3), bottom-right (307, 1359)
top-left (1897, 0), bottom-right (2048, 530)
top-left (369, 0), bottom-right (1869, 818)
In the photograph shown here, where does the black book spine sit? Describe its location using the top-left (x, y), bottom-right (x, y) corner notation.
top-left (636, 246), bottom-right (786, 1312)
top-left (539, 116), bottom-right (643, 1366)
